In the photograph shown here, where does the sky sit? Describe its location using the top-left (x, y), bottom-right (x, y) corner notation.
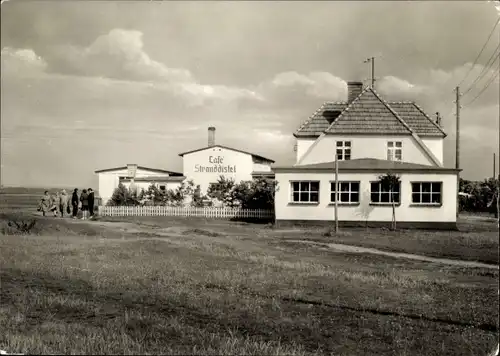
top-left (1, 0), bottom-right (499, 188)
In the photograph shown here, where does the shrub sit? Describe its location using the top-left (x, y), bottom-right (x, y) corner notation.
top-left (207, 175), bottom-right (278, 210)
top-left (107, 183), bottom-right (142, 206)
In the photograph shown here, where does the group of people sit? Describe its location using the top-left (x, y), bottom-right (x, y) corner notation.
top-left (38, 188), bottom-right (95, 219)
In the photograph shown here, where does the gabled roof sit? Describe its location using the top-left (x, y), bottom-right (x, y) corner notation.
top-left (120, 176), bottom-right (186, 182)
top-left (178, 144), bottom-right (275, 163)
top-left (294, 95), bottom-right (446, 138)
top-left (94, 166), bottom-right (183, 176)
top-left (324, 88), bottom-right (413, 135)
top-left (274, 158), bottom-right (460, 174)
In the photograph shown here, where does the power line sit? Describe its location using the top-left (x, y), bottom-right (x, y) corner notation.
top-left (462, 44), bottom-right (500, 96)
top-left (455, 17), bottom-right (500, 88)
top-left (463, 70), bottom-right (499, 107)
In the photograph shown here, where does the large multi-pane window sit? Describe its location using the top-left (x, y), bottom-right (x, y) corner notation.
top-left (330, 181), bottom-right (360, 203)
top-left (291, 181), bottom-right (320, 203)
top-left (387, 141), bottom-right (403, 161)
top-left (336, 141), bottom-right (352, 160)
top-left (370, 181), bottom-right (401, 204)
top-left (411, 182), bottom-right (442, 204)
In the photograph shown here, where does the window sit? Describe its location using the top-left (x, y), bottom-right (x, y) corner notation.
top-left (330, 181), bottom-right (360, 204)
top-left (370, 181), bottom-right (401, 204)
top-left (336, 141), bottom-right (352, 160)
top-left (291, 181), bottom-right (320, 203)
top-left (159, 185), bottom-right (166, 191)
top-left (411, 182), bottom-right (442, 204)
top-left (387, 141), bottom-right (402, 161)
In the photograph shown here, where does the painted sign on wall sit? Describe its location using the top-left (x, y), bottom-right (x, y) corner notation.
top-left (194, 155), bottom-right (237, 173)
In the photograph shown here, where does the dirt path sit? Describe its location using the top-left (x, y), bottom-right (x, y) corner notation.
top-left (287, 240), bottom-right (499, 270)
top-left (57, 216), bottom-right (499, 270)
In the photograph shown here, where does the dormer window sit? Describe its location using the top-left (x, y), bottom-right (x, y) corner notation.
top-left (336, 141), bottom-right (351, 160)
top-left (323, 110), bottom-right (342, 125)
top-left (387, 141), bottom-right (403, 161)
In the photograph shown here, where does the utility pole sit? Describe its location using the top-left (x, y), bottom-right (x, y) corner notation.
top-left (494, 153), bottom-right (496, 179)
top-left (455, 86), bottom-right (461, 219)
top-left (497, 58), bottom-right (500, 230)
top-left (334, 151), bottom-right (339, 233)
top-left (364, 57), bottom-right (375, 88)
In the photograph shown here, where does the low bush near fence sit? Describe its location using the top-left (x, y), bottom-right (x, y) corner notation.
top-left (99, 205), bottom-right (275, 220)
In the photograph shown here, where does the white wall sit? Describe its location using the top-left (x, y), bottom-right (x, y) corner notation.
top-left (97, 168), bottom-right (180, 205)
top-left (421, 137), bottom-right (444, 166)
top-left (182, 147), bottom-right (269, 193)
top-left (275, 171), bottom-right (457, 222)
top-left (298, 135), bottom-right (442, 166)
top-left (98, 174), bottom-right (119, 206)
top-left (296, 138), bottom-right (316, 163)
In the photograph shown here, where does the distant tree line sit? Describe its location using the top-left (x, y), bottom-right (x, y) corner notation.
top-left (459, 178), bottom-right (499, 217)
top-left (107, 176), bottom-right (278, 210)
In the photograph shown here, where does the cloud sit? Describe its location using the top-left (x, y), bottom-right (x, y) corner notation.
top-left (47, 29), bottom-right (193, 83)
top-left (264, 71), bottom-right (346, 100)
top-left (376, 76), bottom-right (426, 100)
top-left (1, 46), bottom-right (47, 75)
top-left (2, 29), bottom-right (264, 107)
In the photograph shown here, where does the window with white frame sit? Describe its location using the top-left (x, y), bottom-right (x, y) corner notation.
top-left (411, 182), bottom-right (442, 204)
top-left (330, 181), bottom-right (360, 203)
top-left (387, 141), bottom-right (403, 161)
top-left (291, 181), bottom-right (320, 203)
top-left (336, 141), bottom-right (352, 160)
top-left (370, 181), bottom-right (401, 204)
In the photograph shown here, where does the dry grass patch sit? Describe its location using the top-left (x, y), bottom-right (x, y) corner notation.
top-left (0, 214), bottom-right (498, 355)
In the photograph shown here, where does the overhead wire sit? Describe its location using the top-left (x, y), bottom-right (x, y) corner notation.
top-left (455, 16), bottom-right (500, 88)
top-left (462, 44), bottom-right (500, 96)
top-left (463, 70), bottom-right (499, 107)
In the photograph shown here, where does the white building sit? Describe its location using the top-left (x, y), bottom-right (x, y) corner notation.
top-left (95, 164), bottom-right (185, 205)
top-left (273, 81), bottom-right (460, 230)
top-left (179, 127), bottom-right (275, 194)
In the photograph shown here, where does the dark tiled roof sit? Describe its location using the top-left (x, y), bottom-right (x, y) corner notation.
top-left (178, 144), bottom-right (275, 163)
top-left (294, 102), bottom-right (348, 137)
top-left (389, 102), bottom-right (447, 137)
top-left (95, 166), bottom-right (183, 176)
top-left (324, 89), bottom-right (412, 135)
top-left (294, 91), bottom-right (446, 138)
top-left (274, 158), bottom-right (459, 173)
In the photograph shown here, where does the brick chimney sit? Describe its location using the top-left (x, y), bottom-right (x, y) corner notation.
top-left (347, 81), bottom-right (363, 104)
top-left (208, 127), bottom-right (216, 147)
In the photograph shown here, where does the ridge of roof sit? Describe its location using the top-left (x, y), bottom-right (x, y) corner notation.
top-left (178, 144), bottom-right (275, 163)
top-left (324, 86), bottom-right (413, 134)
top-left (94, 165), bottom-right (183, 175)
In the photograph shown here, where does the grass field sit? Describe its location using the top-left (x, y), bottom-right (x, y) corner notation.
top-left (0, 210), bottom-right (498, 355)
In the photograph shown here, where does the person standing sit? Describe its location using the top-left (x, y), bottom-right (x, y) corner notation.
top-left (71, 188), bottom-right (79, 219)
top-left (87, 188), bottom-right (95, 219)
top-left (38, 191), bottom-right (51, 216)
top-left (80, 189), bottom-right (89, 220)
top-left (49, 192), bottom-right (59, 217)
top-left (59, 189), bottom-right (69, 218)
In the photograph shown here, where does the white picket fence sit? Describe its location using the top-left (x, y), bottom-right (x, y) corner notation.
top-left (98, 206), bottom-right (274, 220)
